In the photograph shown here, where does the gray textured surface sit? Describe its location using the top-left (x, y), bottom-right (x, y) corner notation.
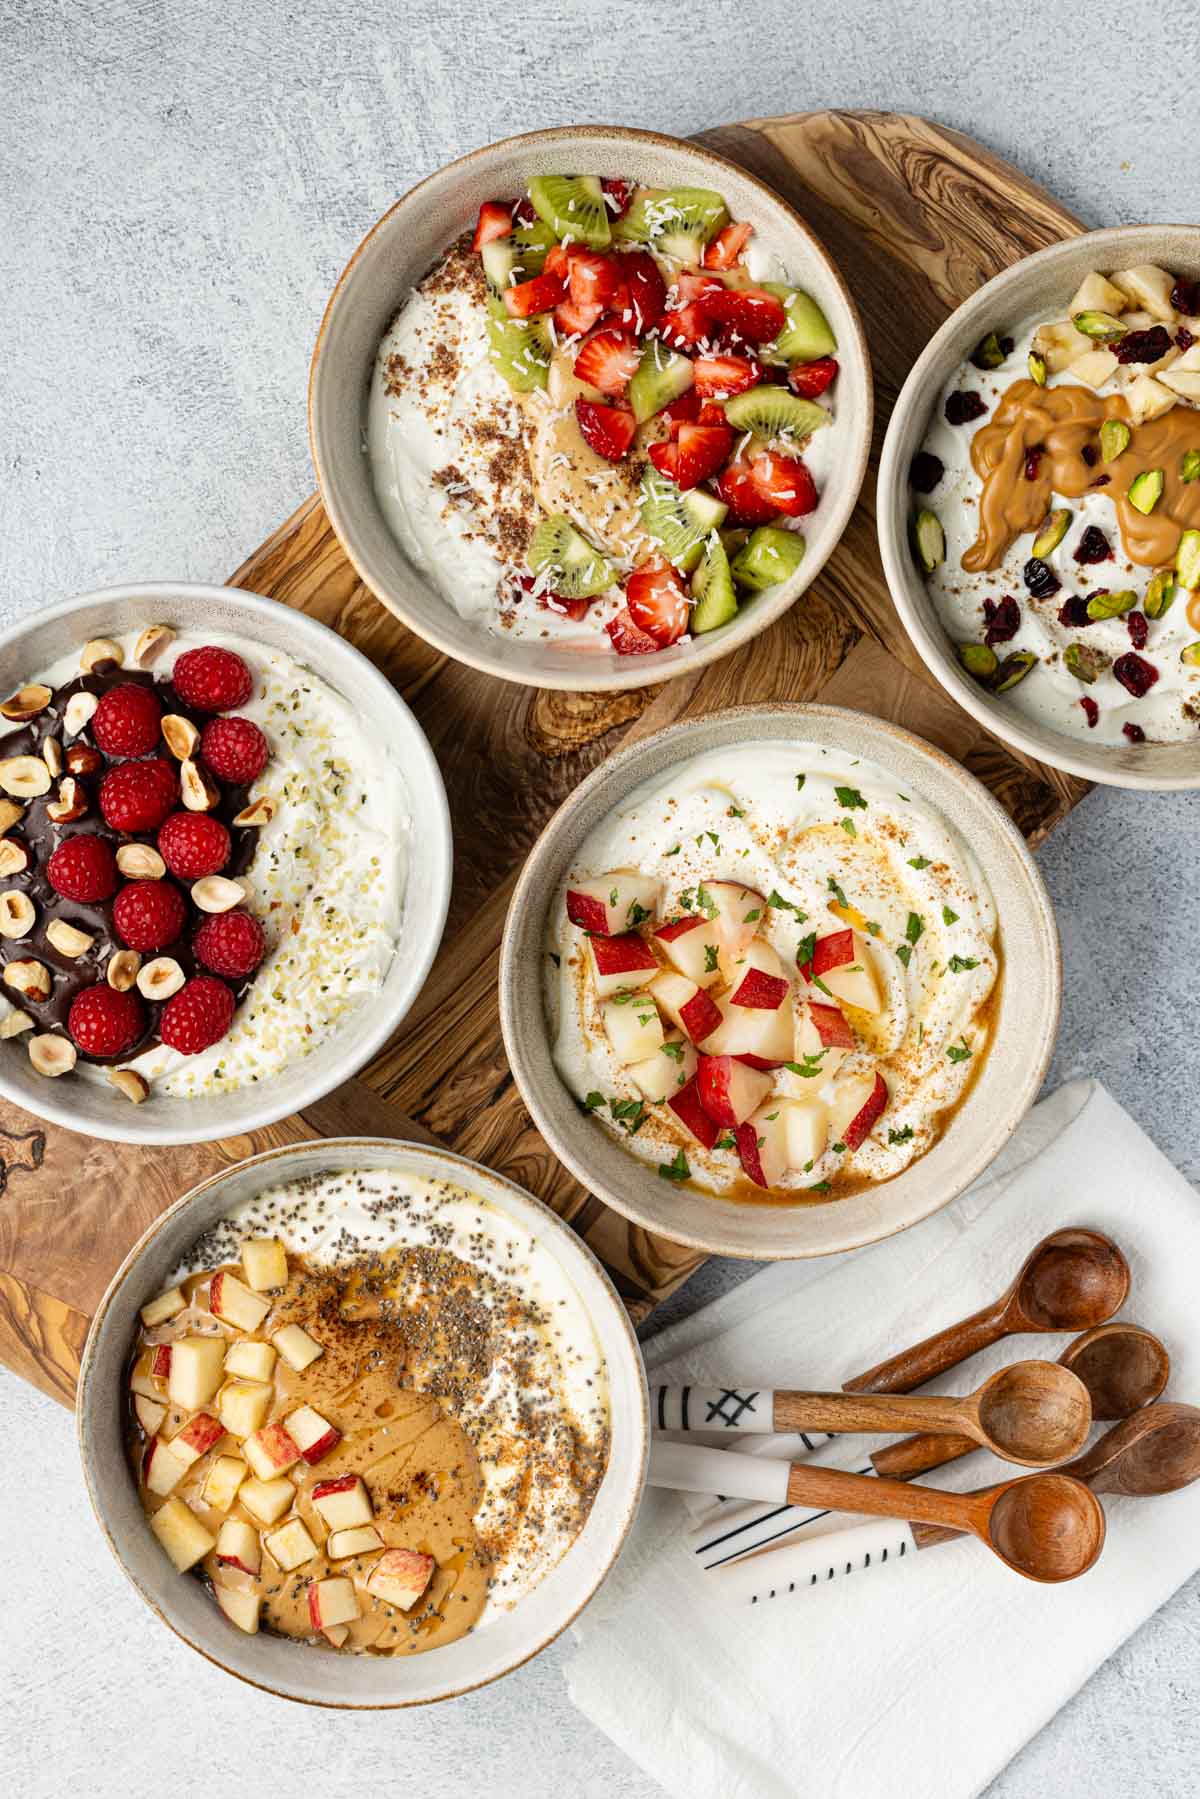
top-left (2, 2), bottom-right (1199, 1794)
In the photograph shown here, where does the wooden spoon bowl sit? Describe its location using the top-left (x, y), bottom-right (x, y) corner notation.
top-left (1060, 1323), bottom-right (1170, 1420)
top-left (1012, 1229), bottom-right (1131, 1330)
top-left (975, 1360), bottom-right (1092, 1466)
top-left (1068, 1401), bottom-right (1200, 1498)
top-left (983, 1472), bottom-right (1106, 1582)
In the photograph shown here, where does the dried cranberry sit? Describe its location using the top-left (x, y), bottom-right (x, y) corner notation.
top-left (1000, 336), bottom-right (1014, 356)
top-left (1171, 277), bottom-right (1200, 315)
top-left (1024, 557), bottom-right (1061, 599)
top-left (1113, 652), bottom-right (1159, 698)
top-left (945, 390), bottom-right (987, 426)
top-left (1058, 595), bottom-right (1092, 627)
top-left (1127, 611), bottom-right (1149, 650)
top-left (983, 595), bottom-right (1020, 647)
top-left (1074, 525), bottom-right (1112, 565)
top-left (910, 451), bottom-right (944, 492)
top-left (1113, 325), bottom-right (1173, 365)
top-left (1024, 448), bottom-right (1043, 480)
top-left (1080, 696), bottom-right (1099, 729)
top-left (1123, 722), bottom-right (1146, 744)
top-left (1081, 444), bottom-right (1098, 468)
top-left (1177, 327), bottom-right (1196, 352)
top-left (1090, 474), bottom-right (1112, 488)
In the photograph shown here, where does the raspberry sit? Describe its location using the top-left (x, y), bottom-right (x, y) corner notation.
top-left (99, 758), bottom-right (178, 832)
top-left (194, 908), bottom-right (266, 979)
top-left (909, 451), bottom-right (944, 493)
top-left (90, 683), bottom-right (162, 758)
top-left (172, 646), bottom-right (253, 712)
top-left (157, 811), bottom-right (230, 880)
top-left (945, 390), bottom-right (987, 425)
top-left (160, 975), bottom-right (234, 1054)
top-left (113, 880), bottom-right (187, 951)
top-left (1113, 652), bottom-right (1159, 699)
top-left (199, 716), bottom-right (268, 784)
top-left (46, 835), bottom-right (119, 903)
top-left (68, 984), bottom-right (145, 1058)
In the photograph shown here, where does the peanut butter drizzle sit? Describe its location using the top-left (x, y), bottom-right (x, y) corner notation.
top-left (964, 378), bottom-right (1200, 573)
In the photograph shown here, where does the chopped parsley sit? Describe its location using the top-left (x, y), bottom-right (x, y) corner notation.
top-left (906, 912), bottom-right (925, 945)
top-left (827, 875), bottom-right (849, 908)
top-left (743, 907), bottom-right (761, 922)
top-left (609, 886), bottom-right (618, 905)
top-left (714, 1132), bottom-right (736, 1151)
top-left (943, 905), bottom-right (960, 925)
top-left (946, 1039), bottom-right (973, 1065)
top-left (727, 805), bottom-right (745, 818)
top-left (627, 901), bottom-right (651, 927)
top-left (795, 930), bottom-right (816, 970)
top-left (810, 1180), bottom-right (833, 1194)
top-left (831, 1141), bottom-right (847, 1154)
top-left (665, 844), bottom-right (681, 857)
top-left (908, 855), bottom-right (931, 870)
top-left (840, 818), bottom-right (858, 838)
top-left (835, 786), bottom-right (867, 810)
top-left (696, 883), bottom-right (718, 920)
top-left (661, 1040), bottom-right (685, 1061)
top-left (948, 955), bottom-right (979, 974)
top-left (695, 830), bottom-right (720, 850)
top-left (888, 1125), bottom-right (915, 1145)
top-left (784, 1052), bottom-right (827, 1079)
top-left (609, 1097), bottom-right (648, 1133)
top-left (703, 943), bottom-right (719, 973)
top-left (896, 944), bottom-right (913, 968)
top-left (582, 1091), bottom-right (605, 1112)
top-left (795, 773), bottom-right (806, 790)
top-left (658, 1149), bottom-right (691, 1182)
top-left (767, 889), bottom-right (806, 920)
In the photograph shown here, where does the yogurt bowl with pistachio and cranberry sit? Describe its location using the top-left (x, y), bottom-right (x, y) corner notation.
top-left (0, 585), bottom-right (450, 1144)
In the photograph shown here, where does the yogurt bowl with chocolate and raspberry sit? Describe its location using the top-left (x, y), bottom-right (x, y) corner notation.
top-left (0, 584), bottom-right (450, 1143)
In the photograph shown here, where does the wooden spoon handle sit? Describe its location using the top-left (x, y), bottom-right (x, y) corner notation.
top-left (843, 1298), bottom-right (1008, 1394)
top-left (871, 1429), bottom-right (978, 1479)
top-left (773, 1390), bottom-right (975, 1438)
top-left (784, 1462), bottom-right (979, 1531)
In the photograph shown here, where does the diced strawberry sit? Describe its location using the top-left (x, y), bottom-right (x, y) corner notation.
top-left (673, 422), bottom-right (734, 491)
top-left (617, 251), bottom-right (667, 333)
top-left (702, 221), bottom-right (754, 269)
top-left (575, 399), bottom-right (637, 461)
top-left (659, 389), bottom-right (700, 434)
top-left (703, 286), bottom-right (788, 344)
top-left (568, 250), bottom-right (623, 310)
top-left (625, 560), bottom-right (691, 645)
top-left (601, 178), bottom-right (633, 218)
top-left (692, 354), bottom-right (761, 399)
top-left (716, 457), bottom-right (779, 524)
top-left (606, 608), bottom-right (662, 656)
top-left (748, 451), bottom-right (818, 517)
top-left (555, 294), bottom-right (605, 336)
top-left (503, 271), bottom-right (566, 318)
top-left (472, 201), bottom-right (512, 251)
top-left (658, 303), bottom-right (713, 350)
top-left (674, 272), bottom-right (725, 305)
top-left (574, 328), bottom-right (641, 398)
top-left (788, 356), bottom-right (839, 399)
top-left (543, 244), bottom-right (569, 279)
top-left (517, 575), bottom-right (591, 623)
top-left (647, 440), bottom-right (679, 479)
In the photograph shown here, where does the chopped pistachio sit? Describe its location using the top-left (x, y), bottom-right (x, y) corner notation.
top-left (993, 649), bottom-right (1037, 692)
top-left (1027, 349), bottom-right (1047, 386)
top-left (957, 642), bottom-right (998, 681)
top-left (1143, 569), bottom-right (1177, 619)
top-left (971, 330), bottom-right (1007, 370)
top-left (1128, 469), bottom-right (1165, 516)
top-left (1086, 587), bottom-right (1137, 620)
top-left (1182, 449), bottom-right (1200, 484)
top-left (911, 508), bottom-right (945, 574)
top-left (1177, 530), bottom-right (1200, 591)
top-left (1181, 642), bottom-right (1200, 668)
top-left (1072, 310), bottom-right (1126, 342)
top-left (1064, 642), bottom-right (1110, 684)
top-left (1031, 509), bottom-right (1071, 558)
top-left (1099, 419), bottom-right (1131, 463)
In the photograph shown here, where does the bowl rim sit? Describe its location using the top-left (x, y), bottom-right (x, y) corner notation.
top-left (499, 699), bottom-right (1062, 1259)
top-left (0, 582), bottom-right (452, 1144)
top-left (308, 121), bottom-right (874, 693)
top-left (76, 1134), bottom-right (650, 1707)
top-left (877, 221), bottom-right (1200, 791)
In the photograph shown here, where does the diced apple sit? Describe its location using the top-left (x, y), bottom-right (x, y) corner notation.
top-left (326, 1525), bottom-right (384, 1560)
top-left (1109, 265), bottom-right (1176, 320)
top-left (727, 939), bottom-right (790, 1010)
top-left (667, 1073), bottom-right (719, 1149)
top-left (1069, 348), bottom-right (1119, 391)
top-left (783, 1099), bottom-right (828, 1170)
top-left (626, 1033), bottom-right (698, 1102)
top-left (652, 914), bottom-right (723, 987)
top-left (149, 1497), bottom-right (215, 1572)
top-left (169, 1411), bottom-right (224, 1468)
top-left (311, 1473), bottom-right (373, 1531)
top-left (209, 1269), bottom-right (271, 1333)
top-left (134, 1394), bottom-right (166, 1437)
top-left (1125, 374), bottom-right (1177, 424)
top-left (202, 1454), bottom-right (247, 1513)
top-left (1032, 320), bottom-right (1086, 374)
top-left (216, 1517), bottom-right (262, 1576)
top-left (828, 1070), bottom-right (889, 1150)
top-left (308, 1576), bottom-right (360, 1632)
top-left (323, 1623), bottom-right (350, 1647)
top-left (244, 1422), bottom-right (301, 1481)
top-left (222, 1339), bottom-right (277, 1382)
top-left (167, 1336), bottom-right (226, 1410)
top-left (265, 1517), bottom-right (319, 1572)
top-left (286, 1404), bottom-right (342, 1465)
top-left (218, 1378), bottom-right (273, 1438)
top-left (813, 932), bottom-right (883, 1013)
top-left (1159, 368), bottom-right (1200, 400)
top-left (143, 1436), bottom-right (189, 1498)
top-left (1068, 271), bottom-right (1129, 317)
top-left (703, 993), bottom-right (794, 1067)
top-left (240, 1237), bottom-right (288, 1292)
top-left (649, 969), bottom-right (722, 1045)
top-left (588, 931), bottom-right (659, 999)
top-left (734, 1101), bottom-right (789, 1190)
top-left (793, 999), bottom-right (853, 1081)
top-left (140, 1286), bottom-right (186, 1328)
top-left (1174, 345), bottom-right (1200, 373)
top-left (238, 1476), bottom-right (296, 1526)
top-left (695, 1054), bottom-right (771, 1127)
top-left (800, 927), bottom-right (853, 981)
top-left (844, 1071), bottom-right (888, 1149)
top-left (271, 1324), bottom-right (324, 1372)
top-left (366, 1547), bottom-right (436, 1613)
top-left (566, 870), bottom-right (663, 936)
top-left (150, 1343), bottom-right (172, 1381)
top-left (215, 1586), bottom-right (261, 1634)
top-left (602, 994), bottom-right (665, 1065)
top-left (129, 1352), bottom-right (165, 1401)
top-left (704, 881), bottom-right (765, 960)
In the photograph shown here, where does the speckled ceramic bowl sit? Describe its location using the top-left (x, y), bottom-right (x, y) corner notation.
top-left (309, 124), bottom-right (872, 692)
top-left (499, 703), bottom-right (1060, 1260)
top-left (77, 1137), bottom-right (648, 1707)
top-left (878, 224), bottom-right (1200, 790)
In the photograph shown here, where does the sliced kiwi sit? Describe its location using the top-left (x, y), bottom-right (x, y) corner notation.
top-left (485, 296), bottom-right (552, 392)
top-left (690, 536), bottom-right (738, 633)
top-left (614, 185), bottom-right (729, 247)
top-left (527, 175), bottom-right (611, 249)
top-left (722, 386), bottom-right (831, 442)
top-left (639, 471), bottom-right (729, 572)
top-left (761, 284), bottom-right (838, 364)
top-left (527, 515), bottom-right (614, 597)
top-left (628, 341), bottom-right (695, 423)
top-left (730, 525), bottom-right (806, 592)
top-left (481, 220), bottom-right (557, 291)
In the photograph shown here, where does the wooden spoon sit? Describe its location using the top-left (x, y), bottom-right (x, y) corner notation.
top-left (844, 1229), bottom-right (1130, 1396)
top-left (651, 1357), bottom-right (1092, 1467)
top-left (872, 1322), bottom-right (1169, 1480)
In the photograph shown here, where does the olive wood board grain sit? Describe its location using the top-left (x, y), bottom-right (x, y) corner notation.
top-left (0, 110), bottom-right (1090, 1409)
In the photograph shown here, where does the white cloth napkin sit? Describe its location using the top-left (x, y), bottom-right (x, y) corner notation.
top-left (566, 1081), bottom-right (1200, 1799)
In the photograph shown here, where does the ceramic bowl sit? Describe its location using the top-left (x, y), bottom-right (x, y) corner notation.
top-left (499, 703), bottom-right (1060, 1259)
top-left (878, 224), bottom-right (1200, 789)
top-left (309, 123), bottom-right (872, 691)
top-left (77, 1137), bottom-right (648, 1706)
top-left (0, 584), bottom-right (451, 1144)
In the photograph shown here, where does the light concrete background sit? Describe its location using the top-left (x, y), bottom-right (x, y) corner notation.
top-left (2, 2), bottom-right (1198, 1794)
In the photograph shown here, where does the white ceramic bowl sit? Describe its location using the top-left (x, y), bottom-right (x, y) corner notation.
top-left (77, 1138), bottom-right (648, 1706)
top-left (500, 703), bottom-right (1061, 1260)
top-left (878, 223), bottom-right (1200, 789)
top-left (309, 123), bottom-right (872, 691)
top-left (0, 583), bottom-right (451, 1144)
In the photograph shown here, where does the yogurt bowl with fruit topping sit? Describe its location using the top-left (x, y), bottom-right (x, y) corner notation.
top-left (310, 124), bottom-right (871, 690)
top-left (0, 584), bottom-right (450, 1144)
top-left (879, 224), bottom-right (1200, 788)
top-left (500, 704), bottom-right (1059, 1260)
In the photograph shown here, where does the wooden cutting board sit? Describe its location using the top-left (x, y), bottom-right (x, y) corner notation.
top-left (0, 111), bottom-right (1089, 1409)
